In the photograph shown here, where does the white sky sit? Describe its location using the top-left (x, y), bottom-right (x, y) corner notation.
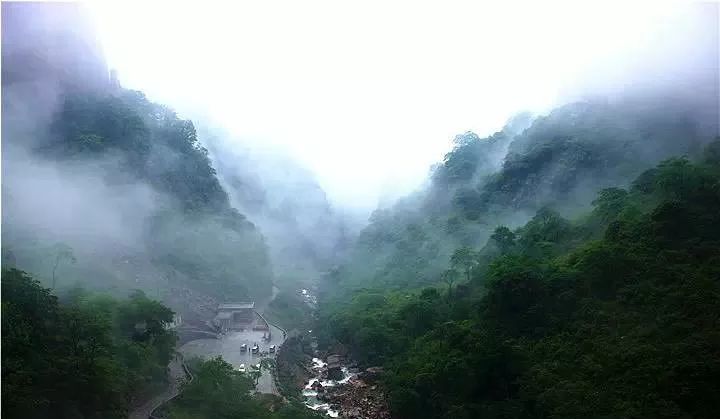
top-left (87, 1), bottom-right (689, 210)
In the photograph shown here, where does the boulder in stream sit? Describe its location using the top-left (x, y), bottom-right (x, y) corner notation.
top-left (327, 354), bottom-right (344, 380)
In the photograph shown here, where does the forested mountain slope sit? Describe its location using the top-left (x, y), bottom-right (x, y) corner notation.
top-left (334, 93), bottom-right (718, 292)
top-left (204, 135), bottom-right (353, 284)
top-left (1, 5), bottom-right (322, 416)
top-left (1, 3), bottom-right (272, 304)
top-left (320, 140), bottom-right (720, 419)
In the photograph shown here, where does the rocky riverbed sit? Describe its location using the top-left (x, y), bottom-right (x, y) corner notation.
top-left (302, 355), bottom-right (390, 419)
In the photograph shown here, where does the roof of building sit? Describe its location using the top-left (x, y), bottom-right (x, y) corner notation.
top-left (218, 302), bottom-right (255, 310)
top-left (215, 312), bottom-right (233, 320)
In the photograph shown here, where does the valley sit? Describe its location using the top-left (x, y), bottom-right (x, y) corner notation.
top-left (2, 3), bottom-right (719, 419)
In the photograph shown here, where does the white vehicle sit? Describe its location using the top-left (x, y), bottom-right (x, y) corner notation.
top-left (251, 344), bottom-right (259, 354)
top-left (237, 364), bottom-right (246, 372)
top-left (240, 344), bottom-right (247, 352)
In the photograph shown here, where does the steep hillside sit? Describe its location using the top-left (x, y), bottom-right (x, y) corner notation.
top-left (333, 95), bottom-right (718, 292)
top-left (1, 3), bottom-right (273, 305)
top-left (320, 140), bottom-right (720, 419)
top-left (205, 137), bottom-right (352, 284)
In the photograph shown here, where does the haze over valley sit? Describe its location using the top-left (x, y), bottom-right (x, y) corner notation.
top-left (2, 2), bottom-right (719, 419)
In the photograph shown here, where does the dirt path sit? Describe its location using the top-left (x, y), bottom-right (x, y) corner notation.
top-left (128, 355), bottom-right (186, 419)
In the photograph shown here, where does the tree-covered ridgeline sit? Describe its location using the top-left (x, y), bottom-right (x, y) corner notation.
top-left (335, 99), bottom-right (715, 293)
top-left (1, 269), bottom-right (177, 418)
top-left (3, 87), bottom-right (274, 299)
top-left (319, 140), bottom-right (720, 419)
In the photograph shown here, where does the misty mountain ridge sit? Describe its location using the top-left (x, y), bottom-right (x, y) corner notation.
top-left (3, 1), bottom-right (717, 305)
top-left (3, 3), bottom-right (720, 419)
top-left (336, 87), bottom-right (719, 291)
top-left (204, 134), bottom-right (354, 281)
top-left (1, 3), bottom-right (347, 315)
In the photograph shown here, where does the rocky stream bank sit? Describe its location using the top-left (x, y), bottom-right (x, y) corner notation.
top-left (299, 354), bottom-right (390, 418)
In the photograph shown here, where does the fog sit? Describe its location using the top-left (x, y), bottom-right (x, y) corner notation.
top-left (199, 128), bottom-right (354, 282)
top-left (2, 4), bottom-right (719, 416)
top-left (2, 1), bottom-right (717, 300)
top-left (3, 147), bottom-right (158, 250)
top-left (87, 1), bottom-right (718, 212)
top-left (1, 2), bottom-right (347, 307)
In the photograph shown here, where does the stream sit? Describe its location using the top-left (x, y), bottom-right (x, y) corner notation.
top-left (302, 357), bottom-right (355, 417)
top-left (173, 286), bottom-right (385, 418)
top-left (297, 288), bottom-right (367, 418)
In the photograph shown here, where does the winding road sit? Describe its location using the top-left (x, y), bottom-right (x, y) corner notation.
top-left (128, 355), bottom-right (186, 419)
top-left (128, 285), bottom-right (285, 418)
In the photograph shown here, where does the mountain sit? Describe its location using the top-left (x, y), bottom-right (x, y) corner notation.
top-left (316, 13), bottom-right (720, 414)
top-left (319, 94), bottom-right (720, 419)
top-left (320, 141), bottom-right (720, 418)
top-left (332, 91), bottom-right (719, 292)
top-left (1, 3), bottom-right (273, 313)
top-left (204, 136), bottom-right (352, 284)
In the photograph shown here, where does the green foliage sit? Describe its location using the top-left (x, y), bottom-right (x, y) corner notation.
top-left (167, 357), bottom-right (319, 419)
top-left (265, 290), bottom-right (314, 332)
top-left (170, 357), bottom-right (261, 418)
top-left (147, 209), bottom-right (272, 299)
top-left (1, 269), bottom-right (177, 419)
top-left (46, 91), bottom-right (229, 213)
top-left (479, 100), bottom-right (705, 212)
top-left (335, 100), bottom-right (713, 297)
top-left (321, 146), bottom-right (720, 419)
top-left (591, 187), bottom-right (629, 222)
top-left (490, 225), bottom-right (516, 254)
top-left (434, 131), bottom-right (509, 186)
top-left (7, 87), bottom-right (274, 298)
top-left (449, 246), bottom-right (479, 282)
top-left (274, 335), bottom-right (315, 401)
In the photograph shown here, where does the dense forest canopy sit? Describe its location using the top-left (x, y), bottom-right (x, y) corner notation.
top-left (1, 2), bottom-right (282, 303)
top-left (0, 4), bottom-right (341, 418)
top-left (2, 269), bottom-right (176, 418)
top-left (334, 92), bottom-right (718, 294)
top-left (315, 32), bottom-right (719, 415)
top-left (162, 356), bottom-right (319, 419)
top-left (2, 2), bottom-right (720, 419)
top-left (3, 85), bottom-right (274, 300)
top-left (319, 141), bottom-right (720, 419)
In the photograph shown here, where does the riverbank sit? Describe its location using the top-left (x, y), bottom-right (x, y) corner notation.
top-left (268, 288), bottom-right (392, 418)
top-left (301, 354), bottom-right (390, 418)
top-left (155, 285), bottom-right (393, 418)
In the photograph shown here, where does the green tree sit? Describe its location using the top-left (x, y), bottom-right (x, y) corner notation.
top-left (490, 226), bottom-right (516, 254)
top-left (441, 268), bottom-right (459, 297)
top-left (450, 246), bottom-right (478, 282)
top-left (322, 154), bottom-right (720, 419)
top-left (591, 187), bottom-right (629, 222)
top-left (2, 269), bottom-right (178, 419)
